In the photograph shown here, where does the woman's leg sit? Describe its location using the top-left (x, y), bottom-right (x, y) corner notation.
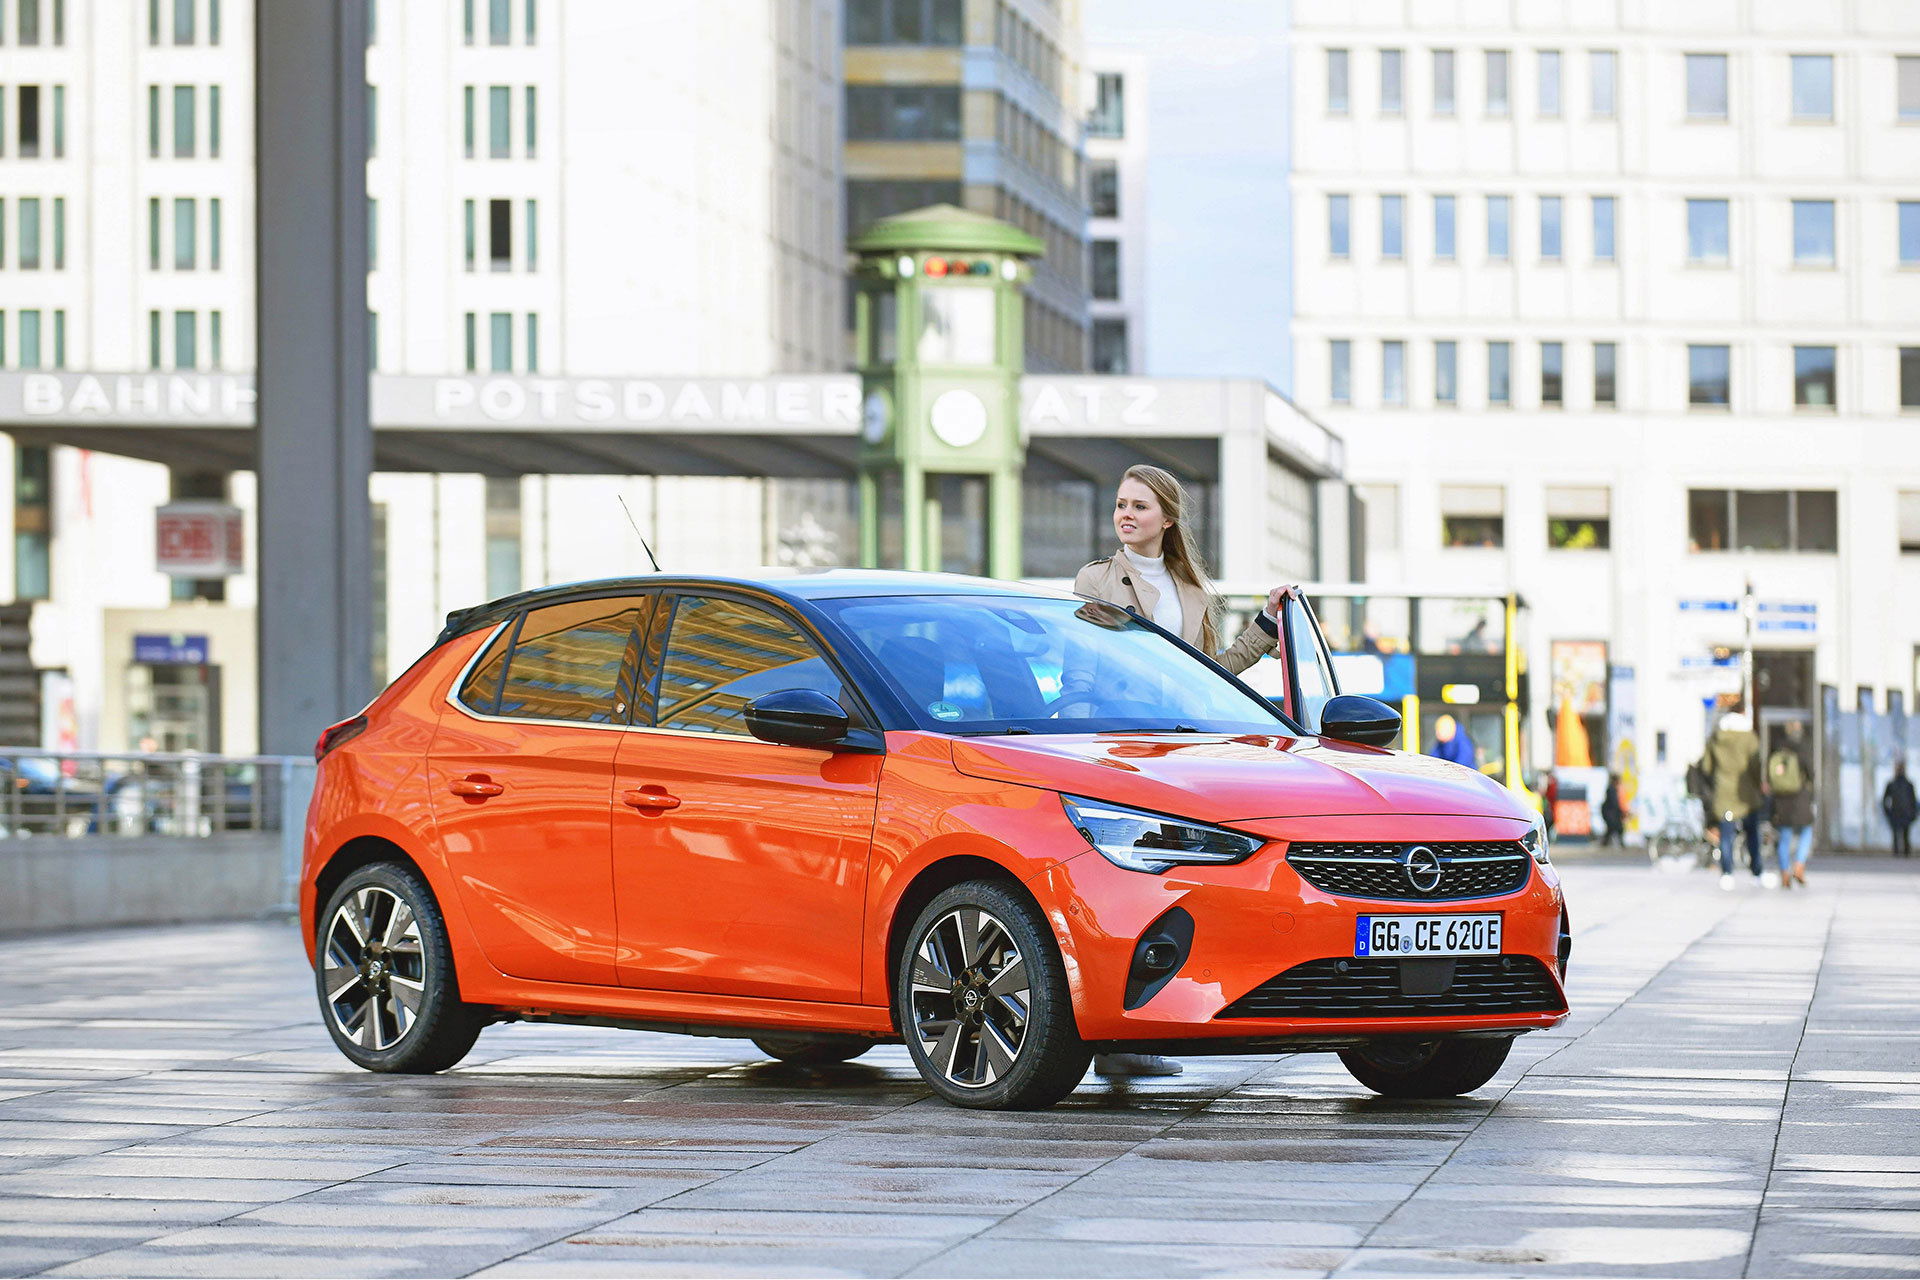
top-left (1718, 820), bottom-right (1737, 876)
top-left (1744, 813), bottom-right (1763, 876)
top-left (1791, 825), bottom-right (1813, 872)
top-left (1775, 828), bottom-right (1793, 875)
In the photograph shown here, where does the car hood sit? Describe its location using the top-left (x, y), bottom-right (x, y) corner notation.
top-left (947, 732), bottom-right (1530, 824)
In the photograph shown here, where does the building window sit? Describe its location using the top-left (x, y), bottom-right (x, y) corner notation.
top-left (1547, 486), bottom-right (1610, 550)
top-left (17, 86), bottom-right (40, 158)
top-left (1900, 202), bottom-right (1920, 264)
top-left (489, 311), bottom-right (512, 371)
top-left (1089, 71), bottom-right (1125, 136)
top-left (1793, 200), bottom-right (1835, 265)
top-left (1326, 49), bottom-right (1349, 115)
top-left (463, 312), bottom-right (477, 372)
top-left (525, 199), bottom-right (537, 271)
top-left (1433, 49), bottom-right (1455, 115)
top-left (1382, 340), bottom-right (1406, 406)
top-left (845, 179), bottom-right (962, 236)
top-left (1435, 340), bottom-right (1458, 405)
top-left (847, 0), bottom-right (963, 47)
top-left (1794, 345), bottom-right (1837, 408)
top-left (1900, 492), bottom-right (1920, 554)
top-left (1591, 50), bottom-right (1618, 116)
top-left (18, 198), bottom-right (40, 269)
top-left (1091, 318), bottom-right (1128, 374)
top-left (488, 85), bottom-right (511, 156)
top-left (1090, 239), bottom-right (1119, 300)
top-left (1687, 53), bottom-right (1729, 119)
top-left (209, 85), bottom-right (221, 157)
top-left (1594, 342), bottom-right (1618, 406)
top-left (148, 197), bottom-right (161, 270)
top-left (1689, 344), bottom-right (1731, 407)
top-left (1434, 194), bottom-right (1456, 260)
top-left (1593, 195), bottom-right (1616, 261)
top-left (18, 311), bottom-right (41, 368)
top-left (845, 84), bottom-right (961, 140)
top-left (1538, 50), bottom-right (1562, 116)
top-left (1485, 50), bottom-right (1510, 115)
top-left (525, 86), bottom-right (536, 157)
top-left (1539, 196), bottom-right (1563, 260)
top-left (525, 313), bottom-right (538, 373)
top-left (1791, 54), bottom-right (1834, 121)
top-left (52, 85), bottom-right (64, 157)
top-left (1687, 198), bottom-right (1730, 264)
top-left (148, 85), bottom-right (161, 157)
top-left (1903, 346), bottom-right (1920, 408)
top-left (1380, 194), bottom-right (1404, 259)
top-left (148, 309), bottom-right (161, 368)
top-left (1541, 341), bottom-right (1564, 404)
top-left (52, 197), bottom-right (64, 269)
top-left (174, 309), bottom-right (196, 369)
top-left (462, 87), bottom-right (475, 158)
top-left (484, 477), bottom-right (521, 599)
top-left (488, 0), bottom-right (509, 45)
top-left (210, 310), bottom-right (222, 368)
top-left (173, 0), bottom-right (194, 44)
top-left (1689, 489), bottom-right (1837, 553)
top-left (1901, 56), bottom-right (1920, 122)
top-left (1487, 195), bottom-right (1511, 259)
top-left (462, 199), bottom-right (475, 271)
top-left (489, 198), bottom-right (511, 271)
top-left (367, 84), bottom-right (378, 158)
top-left (1488, 340), bottom-right (1512, 404)
top-left (1089, 161), bottom-right (1118, 218)
top-left (173, 197), bottom-right (196, 269)
top-left (1328, 194), bottom-right (1350, 258)
top-left (172, 85), bottom-right (195, 157)
top-left (13, 445), bottom-right (51, 601)
top-left (1330, 339), bottom-right (1351, 405)
top-left (1380, 49), bottom-right (1404, 113)
top-left (1441, 485), bottom-right (1505, 549)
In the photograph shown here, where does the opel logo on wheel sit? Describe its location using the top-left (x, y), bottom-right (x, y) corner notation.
top-left (1402, 845), bottom-right (1444, 893)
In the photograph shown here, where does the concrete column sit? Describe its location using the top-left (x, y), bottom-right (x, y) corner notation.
top-left (254, 0), bottom-right (373, 754)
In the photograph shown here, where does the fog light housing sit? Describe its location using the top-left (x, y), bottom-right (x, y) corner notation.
top-left (1123, 908), bottom-right (1194, 1010)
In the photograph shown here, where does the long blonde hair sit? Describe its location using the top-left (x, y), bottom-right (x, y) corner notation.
top-left (1121, 464), bottom-right (1220, 651)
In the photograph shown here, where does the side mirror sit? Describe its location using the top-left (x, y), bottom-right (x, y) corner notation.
top-left (744, 688), bottom-right (852, 748)
top-left (1320, 694), bottom-right (1401, 747)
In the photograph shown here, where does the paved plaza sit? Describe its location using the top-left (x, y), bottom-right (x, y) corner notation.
top-left (0, 857), bottom-right (1916, 1277)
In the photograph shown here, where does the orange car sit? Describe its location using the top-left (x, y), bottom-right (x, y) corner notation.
top-left (303, 571), bottom-right (1569, 1109)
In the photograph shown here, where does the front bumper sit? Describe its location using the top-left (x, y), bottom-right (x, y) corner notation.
top-left (1036, 812), bottom-right (1568, 1045)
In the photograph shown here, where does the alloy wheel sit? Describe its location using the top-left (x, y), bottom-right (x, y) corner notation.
top-left (908, 906), bottom-right (1032, 1089)
top-left (320, 885), bottom-right (427, 1052)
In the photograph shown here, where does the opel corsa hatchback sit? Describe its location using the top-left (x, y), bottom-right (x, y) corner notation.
top-left (302, 571), bottom-right (1570, 1109)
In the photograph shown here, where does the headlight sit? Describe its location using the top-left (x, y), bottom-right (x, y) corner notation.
top-left (1521, 812), bottom-right (1551, 865)
top-left (1061, 795), bottom-right (1263, 874)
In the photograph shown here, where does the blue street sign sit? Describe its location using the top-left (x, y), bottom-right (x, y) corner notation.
top-left (133, 634), bottom-right (210, 665)
top-left (1678, 598), bottom-right (1738, 612)
top-left (1757, 600), bottom-right (1816, 616)
top-left (1756, 618), bottom-right (1816, 633)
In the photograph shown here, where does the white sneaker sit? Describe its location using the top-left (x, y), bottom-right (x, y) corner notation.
top-left (1761, 871), bottom-right (1782, 889)
top-left (1094, 1053), bottom-right (1183, 1077)
top-left (1720, 874), bottom-right (1735, 890)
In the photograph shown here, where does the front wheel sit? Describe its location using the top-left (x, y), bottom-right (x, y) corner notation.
top-left (895, 880), bottom-right (1090, 1110)
top-left (316, 862), bottom-right (484, 1073)
top-left (751, 1034), bottom-right (873, 1065)
top-left (1339, 1035), bottom-right (1512, 1098)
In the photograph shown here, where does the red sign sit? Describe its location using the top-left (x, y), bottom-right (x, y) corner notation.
top-left (156, 502), bottom-right (245, 577)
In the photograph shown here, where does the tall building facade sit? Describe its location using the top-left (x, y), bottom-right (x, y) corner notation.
top-left (0, 0), bottom-right (845, 751)
top-left (1292, 2), bottom-right (1920, 798)
top-left (843, 0), bottom-right (1090, 371)
top-left (1083, 54), bottom-right (1145, 374)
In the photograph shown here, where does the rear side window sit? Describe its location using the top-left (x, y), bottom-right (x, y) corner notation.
top-left (653, 595), bottom-right (844, 736)
top-left (456, 621), bottom-right (517, 714)
top-left (491, 598), bottom-right (645, 724)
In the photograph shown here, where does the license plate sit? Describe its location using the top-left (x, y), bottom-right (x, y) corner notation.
top-left (1355, 913), bottom-right (1501, 958)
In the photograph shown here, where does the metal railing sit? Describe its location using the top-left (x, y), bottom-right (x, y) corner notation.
top-left (0, 748), bottom-right (316, 908)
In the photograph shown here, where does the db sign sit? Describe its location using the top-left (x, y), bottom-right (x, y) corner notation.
top-left (156, 502), bottom-right (245, 577)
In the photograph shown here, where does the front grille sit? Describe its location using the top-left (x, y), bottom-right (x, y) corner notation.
top-left (1217, 955), bottom-right (1565, 1019)
top-left (1286, 841), bottom-right (1531, 901)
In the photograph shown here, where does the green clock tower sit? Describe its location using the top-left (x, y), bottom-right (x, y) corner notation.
top-left (848, 205), bottom-right (1044, 579)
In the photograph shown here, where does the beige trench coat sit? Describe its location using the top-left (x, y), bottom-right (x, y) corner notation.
top-left (1071, 550), bottom-right (1278, 676)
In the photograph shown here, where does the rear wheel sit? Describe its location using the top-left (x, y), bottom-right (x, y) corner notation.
top-left (316, 862), bottom-right (484, 1073)
top-left (751, 1034), bottom-right (873, 1065)
top-left (1339, 1035), bottom-right (1512, 1098)
top-left (895, 880), bottom-right (1089, 1110)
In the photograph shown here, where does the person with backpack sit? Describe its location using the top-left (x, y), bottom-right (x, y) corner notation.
top-left (1883, 760), bottom-right (1917, 859)
top-left (1698, 710), bottom-right (1763, 889)
top-left (1768, 722), bottom-right (1815, 887)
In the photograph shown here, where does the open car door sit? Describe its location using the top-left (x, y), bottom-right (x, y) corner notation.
top-left (1275, 593), bottom-right (1341, 734)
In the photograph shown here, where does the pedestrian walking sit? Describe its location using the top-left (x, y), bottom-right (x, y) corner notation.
top-left (1698, 711), bottom-right (1763, 889)
top-left (1430, 714), bottom-right (1478, 769)
top-left (1600, 772), bottom-right (1626, 847)
top-left (1072, 462), bottom-right (1293, 1079)
top-left (1883, 760), bottom-right (1917, 859)
top-left (1768, 722), bottom-right (1816, 887)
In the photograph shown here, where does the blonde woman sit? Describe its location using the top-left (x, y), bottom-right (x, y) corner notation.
top-left (1072, 463), bottom-right (1293, 1078)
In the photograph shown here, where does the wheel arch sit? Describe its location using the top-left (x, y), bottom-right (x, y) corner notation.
top-left (882, 853), bottom-right (1045, 1027)
top-left (309, 835), bottom-right (430, 957)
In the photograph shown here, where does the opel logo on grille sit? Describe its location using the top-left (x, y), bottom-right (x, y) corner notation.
top-left (1402, 845), bottom-right (1444, 893)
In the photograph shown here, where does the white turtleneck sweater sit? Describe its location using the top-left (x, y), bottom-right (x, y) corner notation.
top-left (1123, 548), bottom-right (1184, 637)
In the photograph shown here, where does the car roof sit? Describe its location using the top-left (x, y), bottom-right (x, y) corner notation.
top-left (436, 568), bottom-right (1082, 644)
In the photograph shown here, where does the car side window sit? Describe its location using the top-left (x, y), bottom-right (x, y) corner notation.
top-left (653, 595), bottom-right (844, 736)
top-left (456, 620), bottom-right (517, 714)
top-left (1284, 598), bottom-right (1339, 733)
top-left (494, 598), bottom-right (646, 724)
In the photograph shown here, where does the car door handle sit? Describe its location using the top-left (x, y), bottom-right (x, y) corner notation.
top-left (448, 777), bottom-right (505, 798)
top-left (621, 788), bottom-right (681, 811)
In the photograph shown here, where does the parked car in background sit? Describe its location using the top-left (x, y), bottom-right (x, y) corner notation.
top-left (302, 570), bottom-right (1571, 1109)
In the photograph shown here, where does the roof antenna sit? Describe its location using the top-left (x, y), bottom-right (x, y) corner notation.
top-left (617, 495), bottom-right (662, 573)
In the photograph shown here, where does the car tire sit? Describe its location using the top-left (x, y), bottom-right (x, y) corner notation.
top-left (750, 1034), bottom-right (873, 1065)
top-left (895, 879), bottom-right (1090, 1110)
top-left (315, 862), bottom-right (485, 1074)
top-left (1338, 1035), bottom-right (1512, 1098)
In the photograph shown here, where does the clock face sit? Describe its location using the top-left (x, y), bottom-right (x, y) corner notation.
top-left (861, 389), bottom-right (891, 445)
top-left (929, 389), bottom-right (989, 449)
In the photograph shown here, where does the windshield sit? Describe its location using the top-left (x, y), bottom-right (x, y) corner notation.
top-left (817, 594), bottom-right (1296, 735)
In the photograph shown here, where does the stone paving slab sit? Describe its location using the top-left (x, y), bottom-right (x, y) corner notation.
top-left (0, 859), bottom-right (1916, 1276)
